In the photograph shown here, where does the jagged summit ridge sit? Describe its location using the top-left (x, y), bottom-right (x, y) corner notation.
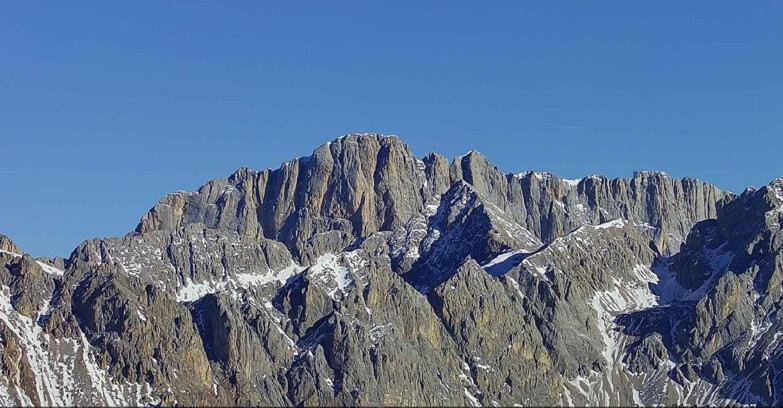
top-left (137, 133), bottom-right (733, 263)
top-left (3, 132), bottom-right (781, 407)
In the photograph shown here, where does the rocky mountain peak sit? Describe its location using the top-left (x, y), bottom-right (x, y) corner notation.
top-left (5, 133), bottom-right (779, 407)
top-left (135, 133), bottom-right (427, 264)
top-left (0, 233), bottom-right (22, 255)
top-left (713, 178), bottom-right (783, 252)
top-left (767, 178), bottom-right (783, 204)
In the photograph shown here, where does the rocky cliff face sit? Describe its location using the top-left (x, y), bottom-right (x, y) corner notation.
top-left (3, 133), bottom-right (781, 407)
top-left (136, 134), bottom-right (429, 265)
top-left (447, 151), bottom-right (731, 255)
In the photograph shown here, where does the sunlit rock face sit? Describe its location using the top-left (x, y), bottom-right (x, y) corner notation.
top-left (6, 133), bottom-right (783, 407)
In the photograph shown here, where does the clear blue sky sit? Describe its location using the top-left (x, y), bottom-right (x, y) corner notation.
top-left (1, 1), bottom-right (781, 257)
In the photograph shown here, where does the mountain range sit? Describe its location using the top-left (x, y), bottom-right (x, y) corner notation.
top-left (1, 133), bottom-right (782, 406)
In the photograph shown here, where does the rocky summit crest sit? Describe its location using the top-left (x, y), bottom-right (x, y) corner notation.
top-left (2, 133), bottom-right (781, 406)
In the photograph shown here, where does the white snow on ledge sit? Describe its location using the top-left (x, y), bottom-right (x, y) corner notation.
top-left (176, 261), bottom-right (304, 302)
top-left (514, 171), bottom-right (559, 181)
top-left (0, 250), bottom-right (65, 276)
top-left (593, 218), bottom-right (628, 230)
top-left (308, 252), bottom-right (367, 300)
top-left (0, 249), bottom-right (21, 258)
top-left (481, 250), bottom-right (529, 276)
top-left (562, 218), bottom-right (628, 240)
top-left (563, 178), bottom-right (581, 187)
top-left (37, 262), bottom-right (64, 276)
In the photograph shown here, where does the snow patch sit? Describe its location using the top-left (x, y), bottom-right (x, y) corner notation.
top-left (563, 178), bottom-right (581, 187)
top-left (481, 250), bottom-right (529, 276)
top-left (464, 387), bottom-right (482, 407)
top-left (520, 260), bottom-right (551, 282)
top-left (308, 252), bottom-right (366, 300)
top-left (0, 251), bottom-right (64, 276)
top-left (176, 261), bottom-right (304, 302)
top-left (594, 218), bottom-right (628, 230)
top-left (0, 249), bottom-right (22, 258)
top-left (0, 285), bottom-right (154, 406)
top-left (36, 262), bottom-right (64, 276)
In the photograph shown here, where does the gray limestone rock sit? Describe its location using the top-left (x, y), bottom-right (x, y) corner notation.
top-left (4, 133), bottom-right (779, 407)
top-left (136, 134), bottom-right (430, 265)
